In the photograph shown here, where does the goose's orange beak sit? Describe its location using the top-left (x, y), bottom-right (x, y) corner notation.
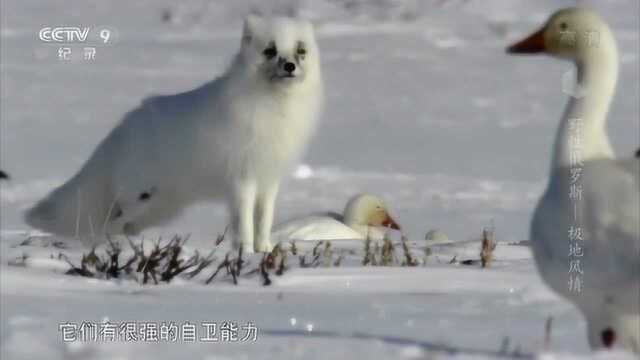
top-left (507, 28), bottom-right (546, 54)
top-left (381, 214), bottom-right (401, 231)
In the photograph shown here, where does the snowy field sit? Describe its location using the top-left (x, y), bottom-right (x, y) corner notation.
top-left (1, 0), bottom-right (638, 359)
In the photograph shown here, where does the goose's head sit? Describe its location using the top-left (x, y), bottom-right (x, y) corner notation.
top-left (507, 7), bottom-right (615, 62)
top-left (343, 194), bottom-right (401, 231)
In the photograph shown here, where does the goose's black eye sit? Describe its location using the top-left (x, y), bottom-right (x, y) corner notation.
top-left (560, 22), bottom-right (568, 31)
top-left (263, 46), bottom-right (277, 59)
top-left (297, 47), bottom-right (306, 56)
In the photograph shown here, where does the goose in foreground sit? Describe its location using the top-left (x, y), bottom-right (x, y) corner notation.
top-left (272, 194), bottom-right (401, 242)
top-left (508, 8), bottom-right (639, 353)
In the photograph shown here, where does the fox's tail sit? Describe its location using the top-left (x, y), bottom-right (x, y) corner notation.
top-left (24, 169), bottom-right (113, 241)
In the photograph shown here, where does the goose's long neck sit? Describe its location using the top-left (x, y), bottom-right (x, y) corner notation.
top-left (552, 42), bottom-right (618, 170)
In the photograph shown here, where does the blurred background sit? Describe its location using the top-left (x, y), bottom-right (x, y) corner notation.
top-left (1, 0), bottom-right (638, 243)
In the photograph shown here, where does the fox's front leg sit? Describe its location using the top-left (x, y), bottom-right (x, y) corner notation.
top-left (230, 179), bottom-right (257, 254)
top-left (254, 182), bottom-right (279, 253)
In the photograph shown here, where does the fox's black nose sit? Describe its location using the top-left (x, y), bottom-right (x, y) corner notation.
top-left (283, 62), bottom-right (296, 73)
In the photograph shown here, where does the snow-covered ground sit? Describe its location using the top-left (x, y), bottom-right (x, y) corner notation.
top-left (1, 0), bottom-right (638, 359)
top-left (1, 234), bottom-right (636, 360)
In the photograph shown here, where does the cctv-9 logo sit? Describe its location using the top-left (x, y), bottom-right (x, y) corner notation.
top-left (38, 26), bottom-right (118, 45)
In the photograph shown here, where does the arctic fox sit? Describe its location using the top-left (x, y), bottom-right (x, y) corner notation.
top-left (25, 15), bottom-right (323, 253)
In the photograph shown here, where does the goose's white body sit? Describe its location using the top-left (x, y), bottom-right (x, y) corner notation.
top-left (532, 158), bottom-right (639, 351)
top-left (272, 215), bottom-right (365, 242)
top-left (272, 194), bottom-right (400, 242)
top-left (511, 8), bottom-right (639, 352)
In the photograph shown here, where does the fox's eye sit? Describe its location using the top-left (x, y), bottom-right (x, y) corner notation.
top-left (263, 46), bottom-right (277, 59)
top-left (297, 48), bottom-right (306, 56)
top-left (559, 22), bottom-right (568, 31)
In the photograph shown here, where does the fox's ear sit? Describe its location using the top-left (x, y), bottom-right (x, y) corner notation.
top-left (242, 14), bottom-right (262, 45)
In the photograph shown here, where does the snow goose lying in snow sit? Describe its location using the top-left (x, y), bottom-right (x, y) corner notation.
top-left (272, 193), bottom-right (401, 242)
top-left (508, 7), bottom-right (639, 353)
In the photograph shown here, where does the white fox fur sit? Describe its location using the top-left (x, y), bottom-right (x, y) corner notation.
top-left (25, 15), bottom-right (323, 253)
